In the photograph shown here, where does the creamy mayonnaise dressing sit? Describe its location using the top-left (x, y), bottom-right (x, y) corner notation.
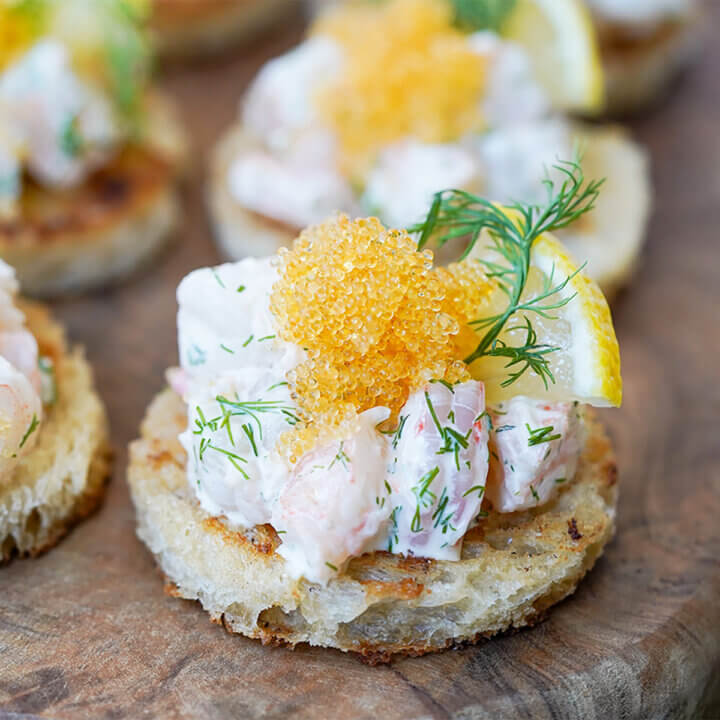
top-left (586, 0), bottom-right (693, 27)
top-left (0, 261), bottom-right (43, 481)
top-left (176, 258), bottom-right (585, 584)
top-left (229, 29), bottom-right (572, 231)
top-left (0, 39), bottom-right (121, 217)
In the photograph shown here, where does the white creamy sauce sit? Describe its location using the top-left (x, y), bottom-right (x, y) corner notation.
top-left (485, 397), bottom-right (584, 513)
top-left (362, 140), bottom-right (480, 230)
top-left (0, 260), bottom-right (43, 482)
top-left (468, 31), bottom-right (550, 128)
top-left (177, 258), bottom-right (584, 583)
top-left (474, 118), bottom-right (571, 207)
top-left (242, 36), bottom-right (344, 151)
top-left (586, 0), bottom-right (692, 27)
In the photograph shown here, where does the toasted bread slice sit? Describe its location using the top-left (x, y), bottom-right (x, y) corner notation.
top-left (152, 0), bottom-right (300, 60)
top-left (128, 388), bottom-right (617, 661)
top-left (595, 11), bottom-right (703, 116)
top-left (0, 302), bottom-right (111, 563)
top-left (0, 93), bottom-right (187, 297)
top-left (208, 122), bottom-right (649, 297)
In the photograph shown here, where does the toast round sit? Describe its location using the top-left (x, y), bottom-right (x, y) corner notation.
top-left (596, 12), bottom-right (703, 116)
top-left (128, 388), bottom-right (618, 661)
top-left (0, 302), bottom-right (111, 563)
top-left (208, 123), bottom-right (650, 297)
top-left (0, 93), bottom-right (187, 297)
top-left (152, 0), bottom-right (300, 60)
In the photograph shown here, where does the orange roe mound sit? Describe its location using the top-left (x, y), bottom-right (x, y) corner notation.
top-left (313, 0), bottom-right (487, 180)
top-left (436, 260), bottom-right (494, 359)
top-left (270, 214), bottom-right (469, 460)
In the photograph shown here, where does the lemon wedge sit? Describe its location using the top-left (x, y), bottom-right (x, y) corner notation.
top-left (466, 229), bottom-right (622, 408)
top-left (503, 0), bottom-right (605, 114)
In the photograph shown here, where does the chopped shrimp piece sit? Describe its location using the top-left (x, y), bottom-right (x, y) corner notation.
top-left (0, 356), bottom-right (42, 479)
top-left (272, 408), bottom-right (390, 583)
top-left (0, 331), bottom-right (41, 395)
top-left (485, 397), bottom-right (584, 513)
top-left (384, 380), bottom-right (489, 560)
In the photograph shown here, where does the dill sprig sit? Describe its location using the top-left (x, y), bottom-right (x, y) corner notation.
top-left (451, 0), bottom-right (517, 32)
top-left (412, 158), bottom-right (603, 388)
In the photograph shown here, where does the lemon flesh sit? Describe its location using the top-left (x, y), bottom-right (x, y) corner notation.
top-left (503, 0), bottom-right (605, 113)
top-left (466, 231), bottom-right (622, 407)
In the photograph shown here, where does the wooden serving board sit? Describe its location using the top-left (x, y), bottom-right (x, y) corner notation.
top-left (1, 10), bottom-right (719, 720)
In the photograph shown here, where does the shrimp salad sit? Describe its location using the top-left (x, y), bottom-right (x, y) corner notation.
top-left (173, 253), bottom-right (586, 585)
top-left (0, 0), bottom-right (149, 218)
top-left (0, 260), bottom-right (50, 480)
top-left (228, 0), bottom-right (572, 234)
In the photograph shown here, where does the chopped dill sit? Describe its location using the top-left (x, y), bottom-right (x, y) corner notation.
top-left (258, 335), bottom-right (276, 342)
top-left (329, 441), bottom-right (350, 471)
top-left (38, 356), bottom-right (57, 406)
top-left (462, 484), bottom-right (485, 499)
top-left (18, 414), bottom-right (39, 449)
top-left (430, 378), bottom-right (456, 393)
top-left (451, 0), bottom-right (517, 32)
top-left (242, 424), bottom-right (258, 456)
top-left (425, 392), bottom-right (471, 471)
top-left (237, 285), bottom-right (246, 293)
top-left (325, 561), bottom-right (338, 572)
top-left (220, 344), bottom-right (234, 354)
top-left (388, 506), bottom-right (402, 551)
top-left (187, 344), bottom-right (206, 366)
top-left (211, 268), bottom-right (225, 288)
top-left (243, 335), bottom-right (254, 347)
top-left (60, 115), bottom-right (82, 158)
top-left (526, 423), bottom-right (561, 447)
top-left (432, 486), bottom-right (457, 534)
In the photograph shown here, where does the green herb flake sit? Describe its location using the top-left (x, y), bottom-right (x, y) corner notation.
top-left (19, 414), bottom-right (39, 449)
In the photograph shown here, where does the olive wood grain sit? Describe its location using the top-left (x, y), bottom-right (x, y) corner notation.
top-left (1, 8), bottom-right (719, 719)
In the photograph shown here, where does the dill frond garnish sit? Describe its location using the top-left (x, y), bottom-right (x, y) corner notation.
top-left (412, 158), bottom-right (603, 389)
top-left (451, 0), bottom-right (517, 32)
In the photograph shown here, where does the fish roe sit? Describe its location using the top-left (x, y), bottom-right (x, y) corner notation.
top-left (436, 260), bottom-right (495, 359)
top-left (271, 214), bottom-right (469, 460)
top-left (313, 0), bottom-right (487, 180)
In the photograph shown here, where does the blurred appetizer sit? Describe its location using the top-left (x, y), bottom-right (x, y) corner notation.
top-left (131, 162), bottom-right (622, 659)
top-left (149, 0), bottom-right (300, 60)
top-left (0, 260), bottom-right (110, 562)
top-left (586, 0), bottom-right (702, 114)
top-left (0, 0), bottom-right (187, 297)
top-left (210, 0), bottom-right (649, 297)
